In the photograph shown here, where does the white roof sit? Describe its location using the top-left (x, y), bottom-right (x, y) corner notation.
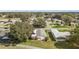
top-left (33, 29), bottom-right (47, 37)
top-left (51, 29), bottom-right (70, 39)
top-left (51, 29), bottom-right (60, 38)
top-left (2, 36), bottom-right (10, 40)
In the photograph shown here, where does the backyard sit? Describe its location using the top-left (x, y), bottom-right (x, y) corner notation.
top-left (22, 30), bottom-right (56, 49)
top-left (22, 39), bottom-right (56, 49)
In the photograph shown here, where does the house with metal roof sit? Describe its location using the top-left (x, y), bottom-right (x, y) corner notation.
top-left (50, 29), bottom-right (70, 41)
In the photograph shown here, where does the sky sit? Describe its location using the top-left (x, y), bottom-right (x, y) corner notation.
top-left (0, 0), bottom-right (79, 10)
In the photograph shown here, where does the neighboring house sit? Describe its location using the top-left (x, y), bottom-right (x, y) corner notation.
top-left (75, 17), bottom-right (79, 24)
top-left (0, 18), bottom-right (21, 32)
top-left (0, 17), bottom-right (22, 40)
top-left (29, 16), bottom-right (36, 21)
top-left (52, 19), bottom-right (64, 26)
top-left (2, 15), bottom-right (7, 18)
top-left (0, 18), bottom-right (21, 24)
top-left (50, 29), bottom-right (70, 41)
top-left (29, 16), bottom-right (37, 24)
top-left (10, 18), bottom-right (21, 24)
top-left (70, 22), bottom-right (78, 28)
top-left (31, 29), bottom-right (47, 41)
top-left (44, 17), bottom-right (51, 21)
top-left (68, 18), bottom-right (79, 28)
top-left (76, 17), bottom-right (79, 25)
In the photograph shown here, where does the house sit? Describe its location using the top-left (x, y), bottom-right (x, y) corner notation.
top-left (50, 29), bottom-right (70, 41)
top-left (44, 16), bottom-right (51, 21)
top-left (70, 22), bottom-right (78, 28)
top-left (29, 16), bottom-right (37, 24)
top-left (0, 17), bottom-right (22, 40)
top-left (52, 19), bottom-right (64, 26)
top-left (0, 18), bottom-right (22, 32)
top-left (31, 29), bottom-right (47, 41)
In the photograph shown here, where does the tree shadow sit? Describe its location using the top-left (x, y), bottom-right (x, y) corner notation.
top-left (48, 31), bottom-right (55, 41)
top-left (54, 41), bottom-right (79, 49)
top-left (0, 38), bottom-right (21, 47)
top-left (0, 33), bottom-right (21, 47)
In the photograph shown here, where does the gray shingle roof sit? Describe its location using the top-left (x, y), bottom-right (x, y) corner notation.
top-left (36, 29), bottom-right (47, 37)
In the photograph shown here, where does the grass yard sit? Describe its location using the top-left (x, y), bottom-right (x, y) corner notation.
top-left (22, 30), bottom-right (56, 49)
top-left (22, 39), bottom-right (56, 49)
top-left (58, 29), bottom-right (70, 32)
top-left (52, 25), bottom-right (70, 28)
top-left (0, 44), bottom-right (26, 49)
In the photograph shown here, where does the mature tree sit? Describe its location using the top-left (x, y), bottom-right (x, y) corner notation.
top-left (33, 17), bottom-right (46, 28)
top-left (9, 21), bottom-right (33, 42)
top-left (61, 15), bottom-right (74, 26)
top-left (53, 14), bottom-right (62, 19)
top-left (67, 26), bottom-right (79, 48)
top-left (4, 12), bottom-right (33, 22)
top-left (63, 13), bottom-right (76, 18)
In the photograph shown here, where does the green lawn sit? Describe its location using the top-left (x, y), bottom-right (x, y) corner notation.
top-left (22, 30), bottom-right (56, 49)
top-left (0, 24), bottom-right (10, 27)
top-left (0, 44), bottom-right (26, 49)
top-left (52, 25), bottom-right (70, 28)
top-left (58, 29), bottom-right (70, 32)
top-left (22, 39), bottom-right (56, 49)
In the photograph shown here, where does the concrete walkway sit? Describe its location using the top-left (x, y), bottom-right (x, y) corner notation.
top-left (16, 44), bottom-right (42, 49)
